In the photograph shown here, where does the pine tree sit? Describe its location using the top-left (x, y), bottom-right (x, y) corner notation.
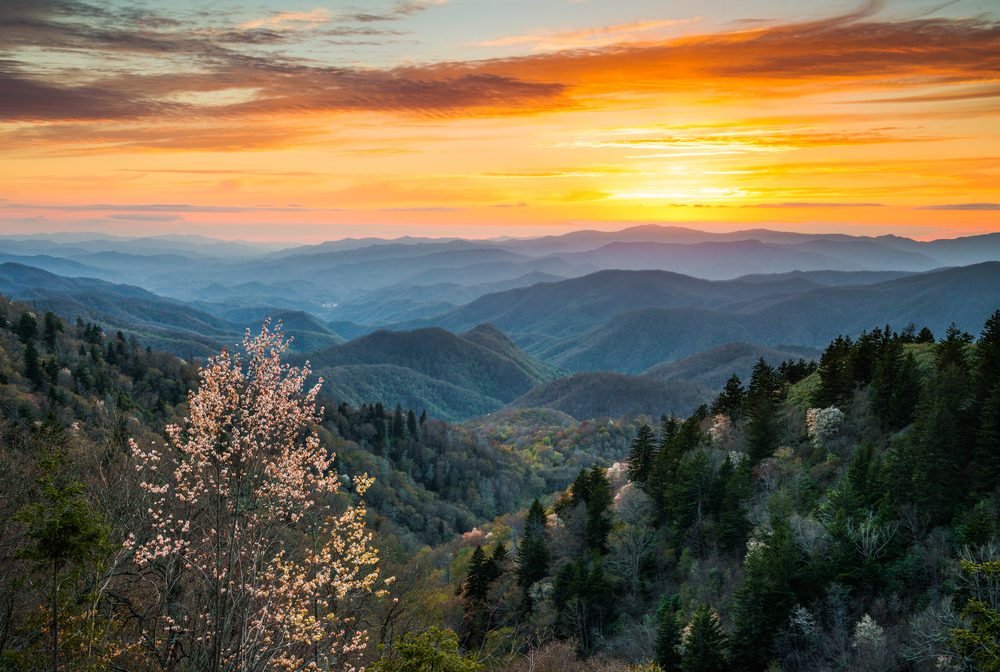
top-left (391, 404), bottom-right (405, 442)
top-left (16, 311), bottom-right (38, 343)
top-left (870, 339), bottom-right (921, 431)
top-left (655, 595), bottom-right (682, 671)
top-left (24, 339), bottom-right (45, 390)
top-left (557, 468), bottom-right (614, 553)
top-left (627, 424), bottom-right (657, 484)
top-left (731, 515), bottom-right (800, 672)
top-left (407, 408), bottom-right (419, 437)
top-left (681, 606), bottom-right (729, 672)
top-left (516, 500), bottom-right (550, 611)
top-left (812, 336), bottom-right (854, 406)
top-left (42, 311), bottom-right (62, 351)
top-left (711, 375), bottom-right (746, 419)
top-left (463, 546), bottom-right (491, 603)
top-left (17, 442), bottom-right (110, 672)
top-left (916, 326), bottom-right (935, 343)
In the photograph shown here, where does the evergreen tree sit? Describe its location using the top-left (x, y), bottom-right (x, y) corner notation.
top-left (17, 311), bottom-right (38, 343)
top-left (391, 404), bottom-right (405, 442)
top-left (17, 442), bottom-right (110, 672)
top-left (552, 555), bottom-right (615, 654)
top-left (972, 383), bottom-right (1000, 496)
top-left (24, 339), bottom-right (45, 390)
top-left (42, 311), bottom-right (62, 351)
top-left (557, 467), bottom-right (614, 553)
top-left (731, 515), bottom-right (801, 672)
top-left (870, 339), bottom-right (921, 431)
top-left (627, 424), bottom-right (657, 484)
top-left (681, 606), bottom-right (729, 672)
top-left (711, 375), bottom-right (745, 419)
top-left (812, 336), bottom-right (854, 406)
top-left (463, 546), bottom-right (491, 603)
top-left (916, 326), bottom-right (935, 343)
top-left (516, 500), bottom-right (550, 611)
top-left (654, 595), bottom-right (682, 671)
top-left (714, 456), bottom-right (752, 553)
top-left (407, 408), bottom-right (419, 437)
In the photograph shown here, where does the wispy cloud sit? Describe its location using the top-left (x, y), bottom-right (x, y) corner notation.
top-left (239, 8), bottom-right (332, 31)
top-left (919, 203), bottom-right (1000, 210)
top-left (477, 18), bottom-right (699, 51)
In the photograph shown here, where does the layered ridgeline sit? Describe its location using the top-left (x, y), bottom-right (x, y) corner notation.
top-left (302, 324), bottom-right (562, 420)
top-left (0, 262), bottom-right (346, 357)
top-left (3, 227), bottom-right (1000, 328)
top-left (413, 263), bottom-right (1000, 372)
top-left (6, 256), bottom-right (1000, 420)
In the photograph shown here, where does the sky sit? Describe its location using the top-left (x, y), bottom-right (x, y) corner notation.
top-left (0, 0), bottom-right (998, 242)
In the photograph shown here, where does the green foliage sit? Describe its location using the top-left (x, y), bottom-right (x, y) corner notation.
top-left (516, 500), bottom-right (550, 611)
top-left (627, 424), bottom-right (657, 484)
top-left (732, 515), bottom-right (802, 672)
top-left (654, 596), bottom-right (681, 671)
top-left (372, 627), bottom-right (483, 672)
top-left (711, 374), bottom-right (745, 419)
top-left (680, 606), bottom-right (729, 672)
top-left (949, 560), bottom-right (1000, 672)
top-left (557, 467), bottom-right (614, 554)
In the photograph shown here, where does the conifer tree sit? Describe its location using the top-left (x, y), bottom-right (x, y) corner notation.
top-left (407, 408), bottom-right (419, 437)
top-left (870, 339), bottom-right (921, 430)
top-left (627, 424), bottom-right (657, 484)
top-left (812, 336), bottom-right (854, 406)
top-left (711, 374), bottom-right (746, 419)
top-left (744, 360), bottom-right (783, 465)
top-left (516, 500), bottom-right (550, 611)
top-left (17, 310), bottom-right (38, 343)
top-left (654, 595), bottom-right (682, 671)
top-left (24, 339), bottom-right (44, 390)
top-left (681, 606), bottom-right (729, 672)
top-left (17, 441), bottom-right (109, 672)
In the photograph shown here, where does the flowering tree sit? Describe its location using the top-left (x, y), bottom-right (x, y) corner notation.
top-left (128, 322), bottom-right (388, 672)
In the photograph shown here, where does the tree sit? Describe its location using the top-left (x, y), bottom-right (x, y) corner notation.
top-left (42, 311), bottom-right (62, 351)
top-left (406, 409), bottom-right (419, 437)
top-left (371, 627), bottom-right (482, 672)
top-left (732, 515), bottom-right (802, 672)
top-left (17, 310), bottom-right (38, 343)
top-left (870, 339), bottom-right (921, 431)
top-left (129, 323), bottom-right (387, 672)
top-left (681, 606), bottom-right (729, 672)
top-left (24, 339), bottom-right (45, 390)
top-left (949, 559), bottom-right (1000, 671)
top-left (627, 424), bottom-right (657, 485)
top-left (516, 500), bottom-right (550, 612)
top-left (655, 595), bottom-right (681, 671)
top-left (17, 442), bottom-right (109, 672)
top-left (745, 358), bottom-right (784, 463)
top-left (711, 375), bottom-right (745, 420)
top-left (812, 337), bottom-right (854, 407)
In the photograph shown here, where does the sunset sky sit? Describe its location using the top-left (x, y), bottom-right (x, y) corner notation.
top-left (1, 0), bottom-right (998, 242)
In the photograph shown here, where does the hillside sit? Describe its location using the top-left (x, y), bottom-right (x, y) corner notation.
top-left (508, 371), bottom-right (710, 420)
top-left (420, 263), bottom-right (1000, 371)
top-left (303, 325), bottom-right (561, 420)
top-left (644, 341), bottom-right (819, 388)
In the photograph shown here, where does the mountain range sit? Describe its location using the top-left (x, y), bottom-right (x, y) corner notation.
top-left (2, 225), bottom-right (999, 419)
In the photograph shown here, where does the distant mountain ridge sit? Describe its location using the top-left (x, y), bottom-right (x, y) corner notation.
top-left (410, 262), bottom-right (1000, 372)
top-left (3, 226), bottom-right (999, 329)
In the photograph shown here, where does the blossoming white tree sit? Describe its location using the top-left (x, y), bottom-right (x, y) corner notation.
top-left (128, 322), bottom-right (388, 672)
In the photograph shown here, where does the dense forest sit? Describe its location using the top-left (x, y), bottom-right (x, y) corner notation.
top-left (0, 292), bottom-right (998, 671)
